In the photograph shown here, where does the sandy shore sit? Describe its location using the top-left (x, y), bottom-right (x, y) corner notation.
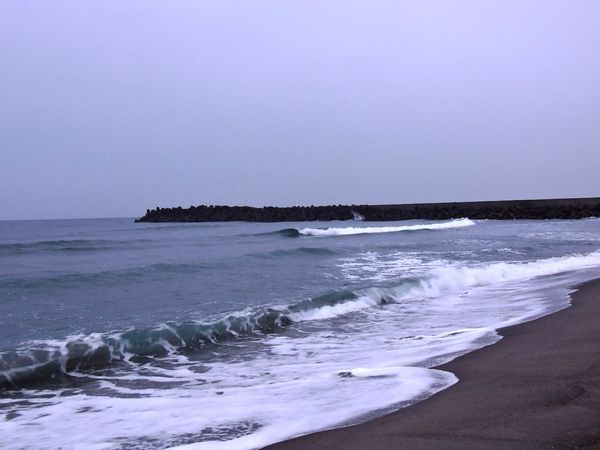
top-left (265, 278), bottom-right (600, 449)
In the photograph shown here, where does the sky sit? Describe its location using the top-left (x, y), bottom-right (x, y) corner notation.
top-left (1, 1), bottom-right (599, 220)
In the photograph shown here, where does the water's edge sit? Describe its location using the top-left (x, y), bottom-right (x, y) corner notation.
top-left (262, 275), bottom-right (597, 450)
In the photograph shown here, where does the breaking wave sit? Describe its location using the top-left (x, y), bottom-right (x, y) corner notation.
top-left (2, 249), bottom-right (600, 389)
top-left (294, 218), bottom-right (475, 237)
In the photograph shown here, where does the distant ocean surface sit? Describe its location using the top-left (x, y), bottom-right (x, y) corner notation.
top-left (1, 217), bottom-right (600, 449)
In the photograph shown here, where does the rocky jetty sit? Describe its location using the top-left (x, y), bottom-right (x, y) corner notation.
top-left (135, 197), bottom-right (600, 222)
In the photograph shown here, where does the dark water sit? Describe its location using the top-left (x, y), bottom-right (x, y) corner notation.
top-left (1, 217), bottom-right (599, 449)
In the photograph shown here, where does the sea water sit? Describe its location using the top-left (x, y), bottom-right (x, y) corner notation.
top-left (1, 217), bottom-right (599, 449)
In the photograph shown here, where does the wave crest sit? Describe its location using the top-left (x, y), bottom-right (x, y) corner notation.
top-left (296, 218), bottom-right (475, 237)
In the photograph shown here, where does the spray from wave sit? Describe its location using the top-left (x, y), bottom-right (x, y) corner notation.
top-left (351, 210), bottom-right (365, 221)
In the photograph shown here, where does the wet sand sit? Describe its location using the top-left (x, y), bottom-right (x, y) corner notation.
top-left (266, 278), bottom-right (600, 449)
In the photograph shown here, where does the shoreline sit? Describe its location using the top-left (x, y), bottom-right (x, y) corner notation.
top-left (265, 277), bottom-right (600, 449)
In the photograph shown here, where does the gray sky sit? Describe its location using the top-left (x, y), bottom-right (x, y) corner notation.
top-left (1, 1), bottom-right (599, 220)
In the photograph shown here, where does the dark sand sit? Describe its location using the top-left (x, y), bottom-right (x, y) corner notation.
top-left (266, 278), bottom-right (600, 449)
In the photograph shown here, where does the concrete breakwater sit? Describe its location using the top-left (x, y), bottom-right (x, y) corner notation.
top-left (135, 197), bottom-right (600, 222)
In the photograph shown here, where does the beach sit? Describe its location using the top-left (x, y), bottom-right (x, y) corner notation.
top-left (266, 278), bottom-right (600, 449)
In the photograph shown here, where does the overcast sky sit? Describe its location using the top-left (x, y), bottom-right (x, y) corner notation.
top-left (1, 1), bottom-right (599, 219)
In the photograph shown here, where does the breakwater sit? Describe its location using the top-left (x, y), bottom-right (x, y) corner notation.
top-left (135, 197), bottom-right (600, 222)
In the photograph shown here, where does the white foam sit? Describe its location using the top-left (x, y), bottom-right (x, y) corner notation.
top-left (298, 218), bottom-right (475, 236)
top-left (288, 251), bottom-right (600, 325)
top-left (0, 339), bottom-right (459, 450)
top-left (339, 251), bottom-right (455, 282)
top-left (287, 292), bottom-right (382, 321)
top-left (418, 251), bottom-right (600, 300)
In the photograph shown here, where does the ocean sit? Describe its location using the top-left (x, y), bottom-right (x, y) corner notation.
top-left (1, 217), bottom-right (600, 449)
